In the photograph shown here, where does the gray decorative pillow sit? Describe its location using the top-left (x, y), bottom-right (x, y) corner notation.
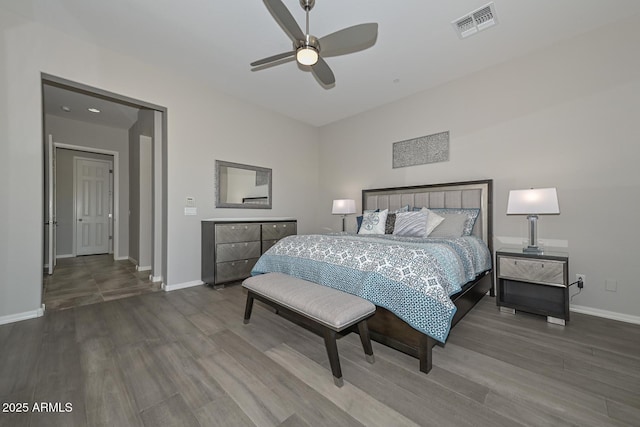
top-left (429, 213), bottom-right (468, 238)
top-left (385, 213), bottom-right (396, 234)
top-left (429, 208), bottom-right (480, 236)
top-left (393, 211), bottom-right (428, 237)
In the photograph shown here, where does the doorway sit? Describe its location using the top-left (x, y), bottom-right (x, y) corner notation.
top-left (42, 74), bottom-right (167, 310)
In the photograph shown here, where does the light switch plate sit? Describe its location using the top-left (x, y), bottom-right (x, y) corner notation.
top-left (184, 207), bottom-right (197, 216)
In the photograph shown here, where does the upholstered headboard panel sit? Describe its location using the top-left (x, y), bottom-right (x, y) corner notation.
top-left (362, 180), bottom-right (493, 250)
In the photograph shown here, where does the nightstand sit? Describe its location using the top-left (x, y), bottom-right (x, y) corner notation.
top-left (496, 248), bottom-right (569, 325)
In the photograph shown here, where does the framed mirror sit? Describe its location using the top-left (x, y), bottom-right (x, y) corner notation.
top-left (215, 160), bottom-right (272, 209)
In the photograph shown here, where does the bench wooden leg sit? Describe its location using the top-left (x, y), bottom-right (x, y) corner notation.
top-left (323, 328), bottom-right (343, 387)
top-left (243, 292), bottom-right (254, 324)
top-left (356, 320), bottom-right (375, 364)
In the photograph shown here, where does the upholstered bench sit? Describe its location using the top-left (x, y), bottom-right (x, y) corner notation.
top-left (242, 272), bottom-right (376, 387)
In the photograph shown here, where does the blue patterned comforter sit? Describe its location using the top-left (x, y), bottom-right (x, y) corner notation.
top-left (251, 234), bottom-right (492, 343)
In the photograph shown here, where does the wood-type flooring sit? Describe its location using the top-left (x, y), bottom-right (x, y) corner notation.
top-left (43, 255), bottom-right (161, 311)
top-left (1, 283), bottom-right (638, 426)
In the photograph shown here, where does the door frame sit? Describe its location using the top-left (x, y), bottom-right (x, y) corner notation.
top-left (47, 135), bottom-right (57, 274)
top-left (58, 144), bottom-right (119, 258)
top-left (42, 73), bottom-right (168, 291)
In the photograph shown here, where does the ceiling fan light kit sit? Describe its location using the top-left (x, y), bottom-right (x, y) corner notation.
top-left (252, 0), bottom-right (378, 87)
top-left (296, 35), bottom-right (319, 65)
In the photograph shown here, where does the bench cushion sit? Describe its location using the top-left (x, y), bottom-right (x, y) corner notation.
top-left (243, 272), bottom-right (375, 331)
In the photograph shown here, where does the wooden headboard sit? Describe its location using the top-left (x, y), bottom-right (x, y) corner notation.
top-left (362, 179), bottom-right (493, 254)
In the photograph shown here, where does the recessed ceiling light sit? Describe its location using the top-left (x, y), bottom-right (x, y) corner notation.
top-left (88, 107), bottom-right (101, 113)
top-left (61, 106), bottom-right (71, 112)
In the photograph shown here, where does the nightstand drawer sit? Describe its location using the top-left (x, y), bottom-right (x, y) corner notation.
top-left (498, 256), bottom-right (565, 286)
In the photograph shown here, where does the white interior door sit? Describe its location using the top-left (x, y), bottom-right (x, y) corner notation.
top-left (75, 158), bottom-right (111, 255)
top-left (47, 135), bottom-right (57, 274)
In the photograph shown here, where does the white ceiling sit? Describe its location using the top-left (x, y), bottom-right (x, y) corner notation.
top-left (43, 84), bottom-right (140, 129)
top-left (8, 0), bottom-right (640, 127)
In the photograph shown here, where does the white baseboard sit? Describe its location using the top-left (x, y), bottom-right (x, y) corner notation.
top-left (136, 265), bottom-right (152, 272)
top-left (128, 256), bottom-right (139, 265)
top-left (164, 280), bottom-right (204, 292)
top-left (0, 304), bottom-right (45, 326)
top-left (114, 256), bottom-right (129, 261)
top-left (571, 305), bottom-right (640, 325)
top-left (56, 254), bottom-right (74, 259)
top-left (150, 275), bottom-right (163, 283)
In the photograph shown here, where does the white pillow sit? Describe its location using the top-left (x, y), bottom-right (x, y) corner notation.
top-left (421, 208), bottom-right (445, 236)
top-left (358, 209), bottom-right (388, 235)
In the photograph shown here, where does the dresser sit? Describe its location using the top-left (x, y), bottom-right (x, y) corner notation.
top-left (201, 218), bottom-right (297, 287)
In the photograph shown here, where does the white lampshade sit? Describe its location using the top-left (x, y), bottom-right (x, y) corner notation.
top-left (332, 199), bottom-right (356, 215)
top-left (507, 188), bottom-right (560, 215)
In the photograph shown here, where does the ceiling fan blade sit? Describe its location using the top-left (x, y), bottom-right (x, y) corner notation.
top-left (311, 57), bottom-right (335, 86)
top-left (263, 0), bottom-right (305, 42)
top-left (319, 23), bottom-right (378, 57)
top-left (251, 50), bottom-right (296, 67)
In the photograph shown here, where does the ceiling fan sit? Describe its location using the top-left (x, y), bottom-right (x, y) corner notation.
top-left (251, 0), bottom-right (378, 87)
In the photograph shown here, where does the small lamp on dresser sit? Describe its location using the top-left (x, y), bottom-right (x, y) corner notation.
top-left (332, 199), bottom-right (356, 232)
top-left (506, 187), bottom-right (560, 254)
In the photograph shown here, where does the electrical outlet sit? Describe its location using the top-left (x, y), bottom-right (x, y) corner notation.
top-left (576, 274), bottom-right (586, 288)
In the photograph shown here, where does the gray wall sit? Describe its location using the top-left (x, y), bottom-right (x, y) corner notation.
top-left (0, 8), bottom-right (320, 321)
top-left (317, 18), bottom-right (640, 320)
top-left (128, 108), bottom-right (155, 265)
top-left (5, 5), bottom-right (636, 323)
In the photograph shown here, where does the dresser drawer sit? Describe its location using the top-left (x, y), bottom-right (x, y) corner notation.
top-left (215, 223), bottom-right (260, 243)
top-left (499, 256), bottom-right (566, 287)
top-left (216, 241), bottom-right (261, 263)
top-left (215, 258), bottom-right (259, 283)
top-left (262, 222), bottom-right (296, 241)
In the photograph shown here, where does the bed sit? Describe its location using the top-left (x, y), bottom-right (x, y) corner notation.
top-left (252, 179), bottom-right (494, 374)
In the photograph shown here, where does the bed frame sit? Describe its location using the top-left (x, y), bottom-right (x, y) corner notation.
top-left (361, 179), bottom-right (494, 373)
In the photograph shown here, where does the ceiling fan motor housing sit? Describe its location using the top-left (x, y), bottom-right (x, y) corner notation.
top-left (296, 35), bottom-right (319, 51)
top-left (300, 0), bottom-right (315, 11)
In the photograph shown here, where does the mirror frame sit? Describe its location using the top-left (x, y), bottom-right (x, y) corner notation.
top-left (215, 160), bottom-right (272, 209)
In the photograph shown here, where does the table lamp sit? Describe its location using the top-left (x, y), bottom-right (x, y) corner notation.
top-left (332, 199), bottom-right (356, 232)
top-left (506, 188), bottom-right (560, 254)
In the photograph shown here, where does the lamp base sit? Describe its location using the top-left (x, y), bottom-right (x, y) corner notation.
top-left (523, 246), bottom-right (544, 255)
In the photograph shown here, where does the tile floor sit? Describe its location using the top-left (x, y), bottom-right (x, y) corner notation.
top-left (43, 254), bottom-right (162, 310)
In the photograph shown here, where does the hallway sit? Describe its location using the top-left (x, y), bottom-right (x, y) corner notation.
top-left (43, 255), bottom-right (161, 310)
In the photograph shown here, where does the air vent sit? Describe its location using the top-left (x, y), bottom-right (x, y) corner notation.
top-left (452, 2), bottom-right (498, 39)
